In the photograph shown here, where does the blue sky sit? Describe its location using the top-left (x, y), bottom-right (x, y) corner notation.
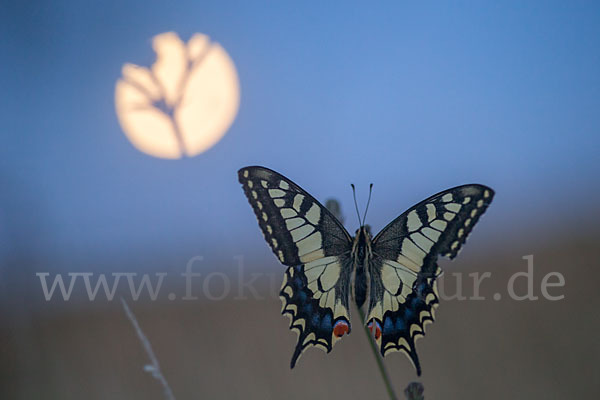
top-left (1, 1), bottom-right (599, 270)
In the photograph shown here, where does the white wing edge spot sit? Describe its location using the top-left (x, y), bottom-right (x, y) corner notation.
top-left (286, 218), bottom-right (304, 230)
top-left (431, 219), bottom-right (447, 231)
top-left (443, 212), bottom-right (455, 221)
top-left (426, 204), bottom-right (436, 222)
top-left (306, 203), bottom-right (321, 225)
top-left (269, 189), bottom-right (285, 198)
top-left (281, 208), bottom-right (297, 219)
top-left (445, 203), bottom-right (461, 213)
top-left (406, 210), bottom-right (422, 232)
top-left (293, 194), bottom-right (304, 212)
top-left (422, 226), bottom-right (441, 241)
top-left (442, 193), bottom-right (453, 202)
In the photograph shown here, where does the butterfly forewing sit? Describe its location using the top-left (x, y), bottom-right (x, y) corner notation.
top-left (368, 184), bottom-right (494, 375)
top-left (373, 184), bottom-right (495, 261)
top-left (238, 167), bottom-right (352, 265)
top-left (238, 166), bottom-right (354, 367)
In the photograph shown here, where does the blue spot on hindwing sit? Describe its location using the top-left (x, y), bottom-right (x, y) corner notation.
top-left (303, 302), bottom-right (313, 314)
top-left (395, 317), bottom-right (406, 331)
top-left (311, 313), bottom-right (320, 327)
top-left (297, 290), bottom-right (307, 302)
top-left (321, 313), bottom-right (332, 331)
top-left (293, 277), bottom-right (303, 289)
top-left (383, 317), bottom-right (393, 333)
top-left (411, 296), bottom-right (421, 307)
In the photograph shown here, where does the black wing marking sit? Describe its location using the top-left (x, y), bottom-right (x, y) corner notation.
top-left (369, 184), bottom-right (494, 375)
top-left (238, 166), bottom-right (354, 367)
top-left (238, 166), bottom-right (352, 266)
top-left (280, 256), bottom-right (353, 367)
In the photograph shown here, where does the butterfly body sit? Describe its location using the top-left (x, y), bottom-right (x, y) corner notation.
top-left (350, 226), bottom-right (371, 309)
top-left (238, 166), bottom-right (494, 375)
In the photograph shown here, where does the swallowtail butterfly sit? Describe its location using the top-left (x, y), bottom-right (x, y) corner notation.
top-left (238, 166), bottom-right (494, 375)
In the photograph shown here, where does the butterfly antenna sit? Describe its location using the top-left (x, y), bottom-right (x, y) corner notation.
top-left (362, 184), bottom-right (373, 225)
top-left (351, 184), bottom-right (361, 226)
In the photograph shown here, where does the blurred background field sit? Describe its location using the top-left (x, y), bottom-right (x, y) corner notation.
top-left (2, 227), bottom-right (599, 399)
top-left (1, 1), bottom-right (599, 399)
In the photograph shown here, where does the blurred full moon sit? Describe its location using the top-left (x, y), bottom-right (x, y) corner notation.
top-left (115, 32), bottom-right (240, 159)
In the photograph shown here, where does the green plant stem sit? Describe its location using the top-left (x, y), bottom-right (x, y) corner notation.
top-left (358, 306), bottom-right (398, 400)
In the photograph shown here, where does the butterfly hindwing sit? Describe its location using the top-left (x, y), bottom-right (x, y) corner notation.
top-left (280, 256), bottom-right (353, 367)
top-left (366, 255), bottom-right (439, 376)
top-left (368, 184), bottom-right (494, 375)
top-left (238, 166), bottom-right (354, 367)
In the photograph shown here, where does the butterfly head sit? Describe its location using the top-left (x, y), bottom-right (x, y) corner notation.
top-left (354, 225), bottom-right (372, 240)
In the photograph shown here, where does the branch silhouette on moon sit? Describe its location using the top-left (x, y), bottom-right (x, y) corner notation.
top-left (115, 32), bottom-right (240, 159)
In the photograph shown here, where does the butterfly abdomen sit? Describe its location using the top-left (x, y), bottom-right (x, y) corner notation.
top-left (354, 264), bottom-right (368, 308)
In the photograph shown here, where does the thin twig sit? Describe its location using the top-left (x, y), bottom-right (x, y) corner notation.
top-left (121, 298), bottom-right (176, 400)
top-left (357, 306), bottom-right (398, 400)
